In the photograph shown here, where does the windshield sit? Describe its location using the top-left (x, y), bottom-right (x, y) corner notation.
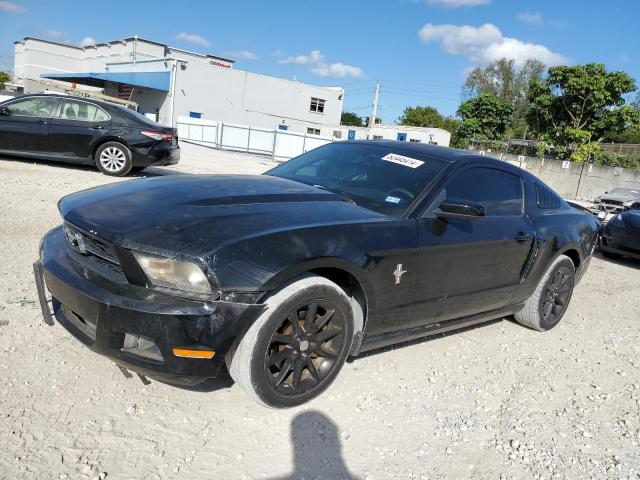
top-left (609, 188), bottom-right (640, 198)
top-left (267, 143), bottom-right (448, 216)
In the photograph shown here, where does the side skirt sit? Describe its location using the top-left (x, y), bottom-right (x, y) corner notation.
top-left (355, 304), bottom-right (524, 355)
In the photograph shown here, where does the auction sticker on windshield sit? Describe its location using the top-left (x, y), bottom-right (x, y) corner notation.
top-left (382, 153), bottom-right (425, 169)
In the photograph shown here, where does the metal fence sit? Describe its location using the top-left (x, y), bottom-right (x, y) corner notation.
top-left (176, 116), bottom-right (333, 160)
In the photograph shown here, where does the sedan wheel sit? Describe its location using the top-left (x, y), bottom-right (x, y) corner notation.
top-left (228, 275), bottom-right (354, 408)
top-left (100, 147), bottom-right (126, 172)
top-left (95, 142), bottom-right (132, 176)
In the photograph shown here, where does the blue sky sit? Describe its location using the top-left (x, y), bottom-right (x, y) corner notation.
top-left (1, 0), bottom-right (638, 122)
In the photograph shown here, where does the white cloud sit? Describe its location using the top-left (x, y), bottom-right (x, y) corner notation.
top-left (418, 22), bottom-right (567, 67)
top-left (279, 50), bottom-right (325, 66)
top-left (0, 1), bottom-right (24, 13)
top-left (311, 63), bottom-right (364, 78)
top-left (278, 50), bottom-right (364, 78)
top-left (174, 33), bottom-right (210, 48)
top-left (224, 50), bottom-right (258, 61)
top-left (427, 0), bottom-right (489, 7)
top-left (79, 36), bottom-right (96, 47)
top-left (44, 30), bottom-right (70, 43)
top-left (517, 12), bottom-right (543, 25)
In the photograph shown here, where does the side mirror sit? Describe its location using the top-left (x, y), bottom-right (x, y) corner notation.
top-left (0, 106), bottom-right (10, 116)
top-left (436, 198), bottom-right (486, 220)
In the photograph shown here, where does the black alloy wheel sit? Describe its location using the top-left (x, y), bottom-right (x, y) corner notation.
top-left (264, 300), bottom-right (347, 396)
top-left (540, 265), bottom-right (574, 326)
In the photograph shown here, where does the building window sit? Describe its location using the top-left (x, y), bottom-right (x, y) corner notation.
top-left (410, 139), bottom-right (421, 143)
top-left (333, 130), bottom-right (343, 139)
top-left (310, 97), bottom-right (325, 113)
top-left (373, 135), bottom-right (383, 140)
top-left (307, 127), bottom-right (321, 135)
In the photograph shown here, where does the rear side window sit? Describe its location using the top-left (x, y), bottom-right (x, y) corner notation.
top-left (58, 99), bottom-right (110, 122)
top-left (443, 167), bottom-right (523, 216)
top-left (535, 183), bottom-right (562, 210)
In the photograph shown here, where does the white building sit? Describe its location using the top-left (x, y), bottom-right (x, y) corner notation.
top-left (13, 36), bottom-right (344, 133)
top-left (326, 124), bottom-right (451, 147)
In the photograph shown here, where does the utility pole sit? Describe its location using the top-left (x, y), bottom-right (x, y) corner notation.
top-left (369, 81), bottom-right (380, 127)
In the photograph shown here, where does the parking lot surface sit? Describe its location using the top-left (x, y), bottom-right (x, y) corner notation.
top-left (0, 143), bottom-right (639, 480)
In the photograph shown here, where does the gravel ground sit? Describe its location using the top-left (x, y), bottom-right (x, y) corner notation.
top-left (0, 142), bottom-right (639, 480)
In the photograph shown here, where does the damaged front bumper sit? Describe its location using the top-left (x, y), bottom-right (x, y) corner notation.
top-left (35, 226), bottom-right (264, 386)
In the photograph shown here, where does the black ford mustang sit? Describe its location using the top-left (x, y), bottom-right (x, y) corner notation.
top-left (0, 94), bottom-right (179, 176)
top-left (34, 141), bottom-right (599, 407)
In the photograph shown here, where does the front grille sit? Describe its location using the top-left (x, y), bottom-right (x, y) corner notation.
top-left (64, 223), bottom-right (120, 265)
top-left (602, 200), bottom-right (623, 207)
top-left (64, 223), bottom-right (126, 282)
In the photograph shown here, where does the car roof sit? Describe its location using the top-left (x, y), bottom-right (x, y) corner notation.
top-left (343, 139), bottom-right (521, 167)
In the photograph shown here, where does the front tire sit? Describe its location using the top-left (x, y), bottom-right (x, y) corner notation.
top-left (95, 142), bottom-right (132, 176)
top-left (515, 254), bottom-right (575, 331)
top-left (227, 275), bottom-right (353, 408)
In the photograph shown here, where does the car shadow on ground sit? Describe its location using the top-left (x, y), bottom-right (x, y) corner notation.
top-left (266, 411), bottom-right (360, 480)
top-left (0, 155), bottom-right (184, 178)
top-left (593, 250), bottom-right (640, 270)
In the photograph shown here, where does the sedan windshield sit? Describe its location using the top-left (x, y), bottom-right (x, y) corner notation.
top-left (267, 143), bottom-right (448, 216)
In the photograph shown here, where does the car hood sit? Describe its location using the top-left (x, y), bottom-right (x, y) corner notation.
top-left (58, 174), bottom-right (386, 258)
top-left (600, 193), bottom-right (637, 203)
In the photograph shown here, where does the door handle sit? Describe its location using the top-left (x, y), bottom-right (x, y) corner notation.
top-left (35, 120), bottom-right (48, 125)
top-left (514, 232), bottom-right (534, 242)
top-left (90, 125), bottom-right (104, 130)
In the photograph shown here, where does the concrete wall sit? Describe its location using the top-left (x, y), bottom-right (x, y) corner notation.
top-left (488, 152), bottom-right (640, 201)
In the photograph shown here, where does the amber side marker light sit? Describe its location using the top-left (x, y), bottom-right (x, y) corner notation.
top-left (172, 347), bottom-right (215, 359)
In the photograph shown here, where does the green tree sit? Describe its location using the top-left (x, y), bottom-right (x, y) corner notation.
top-left (527, 63), bottom-right (637, 147)
top-left (398, 105), bottom-right (463, 148)
top-left (398, 106), bottom-right (445, 128)
top-left (340, 112), bottom-right (364, 127)
top-left (463, 58), bottom-right (545, 137)
top-left (364, 116), bottom-right (382, 125)
top-left (0, 71), bottom-right (11, 90)
top-left (456, 93), bottom-right (514, 141)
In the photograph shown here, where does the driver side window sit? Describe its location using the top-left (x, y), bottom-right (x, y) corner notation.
top-left (424, 166), bottom-right (523, 217)
top-left (5, 97), bottom-right (58, 118)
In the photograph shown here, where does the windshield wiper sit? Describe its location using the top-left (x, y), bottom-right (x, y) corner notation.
top-left (312, 184), bottom-right (356, 204)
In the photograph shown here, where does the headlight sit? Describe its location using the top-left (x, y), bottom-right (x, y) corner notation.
top-left (133, 252), bottom-right (212, 294)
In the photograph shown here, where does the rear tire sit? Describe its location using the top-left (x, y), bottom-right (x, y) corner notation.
top-left (227, 275), bottom-right (353, 408)
top-left (95, 142), bottom-right (132, 176)
top-left (515, 255), bottom-right (575, 331)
